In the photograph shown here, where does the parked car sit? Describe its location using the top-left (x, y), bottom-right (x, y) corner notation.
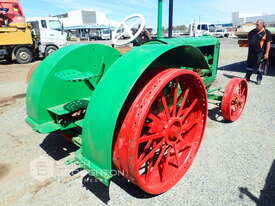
top-left (89, 32), bottom-right (100, 41)
top-left (213, 29), bottom-right (226, 38)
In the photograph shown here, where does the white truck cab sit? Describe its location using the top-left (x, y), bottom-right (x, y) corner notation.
top-left (27, 17), bottom-right (67, 57)
top-left (100, 29), bottom-right (112, 40)
top-left (190, 23), bottom-right (216, 37)
top-left (213, 28), bottom-right (226, 38)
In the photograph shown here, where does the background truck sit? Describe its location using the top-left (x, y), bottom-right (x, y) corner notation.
top-left (27, 17), bottom-right (67, 58)
top-left (88, 29), bottom-right (112, 41)
top-left (99, 29), bottom-right (112, 40)
top-left (189, 22), bottom-right (216, 37)
top-left (0, 0), bottom-right (67, 64)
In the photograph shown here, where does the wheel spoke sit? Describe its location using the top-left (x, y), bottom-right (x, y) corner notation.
top-left (145, 121), bottom-right (160, 134)
top-left (160, 92), bottom-right (170, 120)
top-left (231, 104), bottom-right (238, 113)
top-left (172, 144), bottom-right (180, 167)
top-left (161, 146), bottom-right (171, 182)
top-left (178, 143), bottom-right (192, 154)
top-left (180, 98), bottom-right (198, 122)
top-left (145, 159), bottom-right (153, 180)
top-left (237, 84), bottom-right (246, 97)
top-left (232, 94), bottom-right (239, 100)
top-left (179, 146), bottom-right (192, 166)
top-left (239, 96), bottom-right (246, 103)
top-left (146, 146), bottom-right (166, 181)
top-left (178, 138), bottom-right (192, 149)
top-left (181, 119), bottom-right (199, 134)
top-left (148, 113), bottom-right (161, 123)
top-left (139, 140), bottom-right (153, 161)
top-left (178, 124), bottom-right (198, 149)
top-left (138, 139), bottom-right (165, 168)
top-left (172, 78), bottom-right (179, 117)
top-left (145, 140), bottom-right (157, 180)
top-left (154, 146), bottom-right (167, 169)
top-left (239, 86), bottom-right (247, 98)
top-left (177, 87), bottom-right (190, 116)
top-left (138, 133), bottom-right (165, 144)
top-left (144, 122), bottom-right (151, 127)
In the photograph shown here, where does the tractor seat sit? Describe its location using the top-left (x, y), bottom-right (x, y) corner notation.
top-left (55, 69), bottom-right (100, 90)
top-left (55, 69), bottom-right (99, 82)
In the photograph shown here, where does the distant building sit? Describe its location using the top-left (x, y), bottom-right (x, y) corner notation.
top-left (54, 9), bottom-right (116, 27)
top-left (232, 12), bottom-right (275, 26)
top-left (53, 9), bottom-right (118, 41)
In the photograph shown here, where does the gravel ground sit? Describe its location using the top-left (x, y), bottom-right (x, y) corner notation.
top-left (0, 39), bottom-right (275, 206)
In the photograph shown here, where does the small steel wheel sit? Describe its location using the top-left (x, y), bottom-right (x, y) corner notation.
top-left (221, 78), bottom-right (248, 122)
top-left (113, 68), bottom-right (208, 194)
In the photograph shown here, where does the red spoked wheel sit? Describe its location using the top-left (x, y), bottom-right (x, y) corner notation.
top-left (113, 68), bottom-right (208, 194)
top-left (221, 78), bottom-right (248, 122)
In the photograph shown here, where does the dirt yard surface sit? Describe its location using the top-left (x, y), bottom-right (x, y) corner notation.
top-left (0, 39), bottom-right (275, 206)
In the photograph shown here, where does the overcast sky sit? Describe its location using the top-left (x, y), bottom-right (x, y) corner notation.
top-left (21, 0), bottom-right (275, 27)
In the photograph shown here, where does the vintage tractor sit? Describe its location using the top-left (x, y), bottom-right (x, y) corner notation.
top-left (26, 0), bottom-right (248, 194)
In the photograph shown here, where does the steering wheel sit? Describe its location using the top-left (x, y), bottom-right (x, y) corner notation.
top-left (112, 14), bottom-right (145, 46)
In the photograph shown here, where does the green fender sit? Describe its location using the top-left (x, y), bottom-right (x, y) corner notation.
top-left (26, 44), bottom-right (121, 133)
top-left (80, 39), bottom-right (215, 185)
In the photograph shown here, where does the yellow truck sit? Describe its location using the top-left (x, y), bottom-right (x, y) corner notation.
top-left (0, 0), bottom-right (66, 64)
top-left (0, 22), bottom-right (37, 63)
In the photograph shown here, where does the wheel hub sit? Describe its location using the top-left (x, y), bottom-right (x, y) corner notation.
top-left (20, 52), bottom-right (28, 60)
top-left (232, 95), bottom-right (245, 111)
top-left (165, 118), bottom-right (182, 145)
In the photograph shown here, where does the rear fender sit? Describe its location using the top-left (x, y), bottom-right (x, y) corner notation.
top-left (79, 43), bottom-right (210, 185)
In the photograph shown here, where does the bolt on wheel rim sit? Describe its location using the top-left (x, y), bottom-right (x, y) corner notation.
top-left (113, 68), bottom-right (208, 194)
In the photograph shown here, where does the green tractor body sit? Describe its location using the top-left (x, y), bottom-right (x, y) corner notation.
top-left (26, 0), bottom-right (247, 194)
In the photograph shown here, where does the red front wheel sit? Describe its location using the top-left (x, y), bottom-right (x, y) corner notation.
top-left (221, 78), bottom-right (248, 122)
top-left (113, 68), bottom-right (208, 194)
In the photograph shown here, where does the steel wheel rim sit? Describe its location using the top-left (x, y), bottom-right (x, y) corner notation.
top-left (221, 78), bottom-right (248, 122)
top-left (230, 80), bottom-right (247, 119)
top-left (113, 68), bottom-right (208, 194)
